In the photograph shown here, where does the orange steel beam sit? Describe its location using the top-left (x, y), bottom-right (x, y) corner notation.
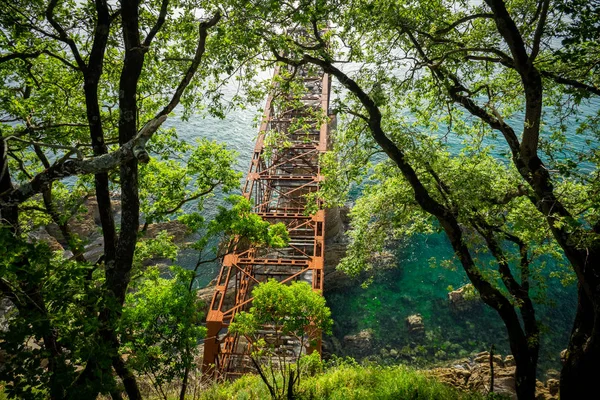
top-left (202, 62), bottom-right (330, 379)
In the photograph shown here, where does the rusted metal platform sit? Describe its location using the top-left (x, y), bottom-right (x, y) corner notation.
top-left (202, 63), bottom-right (331, 379)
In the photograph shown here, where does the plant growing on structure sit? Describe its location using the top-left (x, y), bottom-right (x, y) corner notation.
top-left (263, 129), bottom-right (293, 163)
top-left (229, 280), bottom-right (332, 400)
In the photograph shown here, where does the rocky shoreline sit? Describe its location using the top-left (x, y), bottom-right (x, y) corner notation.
top-left (427, 351), bottom-right (559, 400)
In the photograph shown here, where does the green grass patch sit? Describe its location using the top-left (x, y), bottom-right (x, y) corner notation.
top-left (199, 364), bottom-right (484, 400)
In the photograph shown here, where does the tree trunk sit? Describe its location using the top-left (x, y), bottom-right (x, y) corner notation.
top-left (513, 347), bottom-right (537, 400)
top-left (560, 285), bottom-right (600, 398)
top-left (113, 355), bottom-right (143, 400)
top-left (0, 138), bottom-right (18, 229)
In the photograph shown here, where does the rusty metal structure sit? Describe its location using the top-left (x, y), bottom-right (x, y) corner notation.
top-left (202, 62), bottom-right (331, 379)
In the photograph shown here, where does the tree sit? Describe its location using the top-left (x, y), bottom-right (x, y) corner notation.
top-left (0, 0), bottom-right (244, 398)
top-left (217, 0), bottom-right (599, 398)
top-left (229, 280), bottom-right (332, 400)
top-left (120, 266), bottom-right (207, 400)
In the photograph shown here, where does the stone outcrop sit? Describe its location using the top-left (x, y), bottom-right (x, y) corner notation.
top-left (143, 220), bottom-right (190, 245)
top-left (323, 206), bottom-right (359, 293)
top-left (29, 228), bottom-right (65, 252)
top-left (427, 352), bottom-right (559, 400)
top-left (448, 284), bottom-right (481, 312)
top-left (406, 314), bottom-right (425, 337)
top-left (321, 335), bottom-right (343, 359)
top-left (342, 329), bottom-right (374, 358)
top-left (0, 297), bottom-right (13, 333)
top-left (560, 349), bottom-right (567, 364)
top-left (40, 193), bottom-right (192, 265)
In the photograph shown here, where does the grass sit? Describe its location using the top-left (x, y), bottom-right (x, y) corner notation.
top-left (1, 365), bottom-right (486, 400)
top-left (199, 364), bottom-right (485, 400)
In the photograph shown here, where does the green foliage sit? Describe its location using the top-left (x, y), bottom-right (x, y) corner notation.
top-left (229, 280), bottom-right (332, 399)
top-left (212, 195), bottom-right (290, 249)
top-left (0, 229), bottom-right (106, 399)
top-left (231, 280), bottom-right (332, 339)
top-left (133, 230), bottom-right (180, 270)
top-left (120, 266), bottom-right (206, 395)
top-left (140, 138), bottom-right (242, 225)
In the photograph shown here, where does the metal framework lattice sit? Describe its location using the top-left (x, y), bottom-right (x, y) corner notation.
top-left (202, 62), bottom-right (331, 379)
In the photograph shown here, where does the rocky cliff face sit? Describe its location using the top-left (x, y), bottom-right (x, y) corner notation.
top-left (323, 206), bottom-right (357, 292)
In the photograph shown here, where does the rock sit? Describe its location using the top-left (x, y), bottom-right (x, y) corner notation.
top-left (325, 207), bottom-right (342, 239)
top-left (197, 283), bottom-right (217, 305)
top-left (448, 284), bottom-right (480, 312)
top-left (321, 336), bottom-right (342, 358)
top-left (545, 369), bottom-right (560, 380)
top-left (492, 376), bottom-right (518, 400)
top-left (427, 367), bottom-right (471, 388)
top-left (389, 348), bottom-right (399, 357)
top-left (343, 329), bottom-right (374, 357)
top-left (560, 349), bottom-right (568, 364)
top-left (546, 379), bottom-right (559, 396)
top-left (144, 220), bottom-right (190, 245)
top-left (474, 352), bottom-right (504, 367)
top-left (323, 243), bottom-right (355, 292)
top-left (1, 297), bottom-right (14, 333)
top-left (29, 228), bottom-right (64, 252)
top-left (83, 236), bottom-right (105, 265)
top-left (86, 196), bottom-right (121, 225)
top-left (323, 206), bottom-right (355, 294)
top-left (406, 314), bottom-right (425, 337)
top-left (427, 354), bottom-right (558, 400)
top-left (504, 355), bottom-right (515, 367)
top-left (468, 362), bottom-right (517, 400)
top-left (370, 251), bottom-right (396, 269)
top-left (535, 380), bottom-right (557, 400)
top-left (451, 358), bottom-right (471, 370)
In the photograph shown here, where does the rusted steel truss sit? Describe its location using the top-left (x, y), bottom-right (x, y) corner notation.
top-left (202, 63), bottom-right (331, 379)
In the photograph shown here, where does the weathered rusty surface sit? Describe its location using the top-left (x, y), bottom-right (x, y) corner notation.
top-left (202, 63), bottom-right (331, 379)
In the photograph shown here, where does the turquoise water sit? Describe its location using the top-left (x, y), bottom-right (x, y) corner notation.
top-left (326, 234), bottom-right (577, 373)
top-left (167, 78), bottom-right (596, 373)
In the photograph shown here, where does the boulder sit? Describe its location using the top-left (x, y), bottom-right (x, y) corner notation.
top-left (406, 314), bottom-right (425, 337)
top-left (474, 351), bottom-right (504, 367)
top-left (321, 336), bottom-right (342, 358)
top-left (1, 297), bottom-right (14, 333)
top-left (343, 329), bottom-right (374, 357)
top-left (427, 354), bottom-right (559, 400)
top-left (467, 362), bottom-right (517, 400)
top-left (29, 228), bottom-right (64, 252)
top-left (448, 284), bottom-right (481, 312)
top-left (427, 367), bottom-right (471, 387)
top-left (545, 369), bottom-right (560, 380)
top-left (546, 379), bottom-right (559, 396)
top-left (86, 196), bottom-right (121, 225)
top-left (144, 220), bottom-right (190, 245)
top-left (504, 355), bottom-right (515, 367)
top-left (83, 236), bottom-right (105, 264)
top-left (560, 349), bottom-right (568, 365)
